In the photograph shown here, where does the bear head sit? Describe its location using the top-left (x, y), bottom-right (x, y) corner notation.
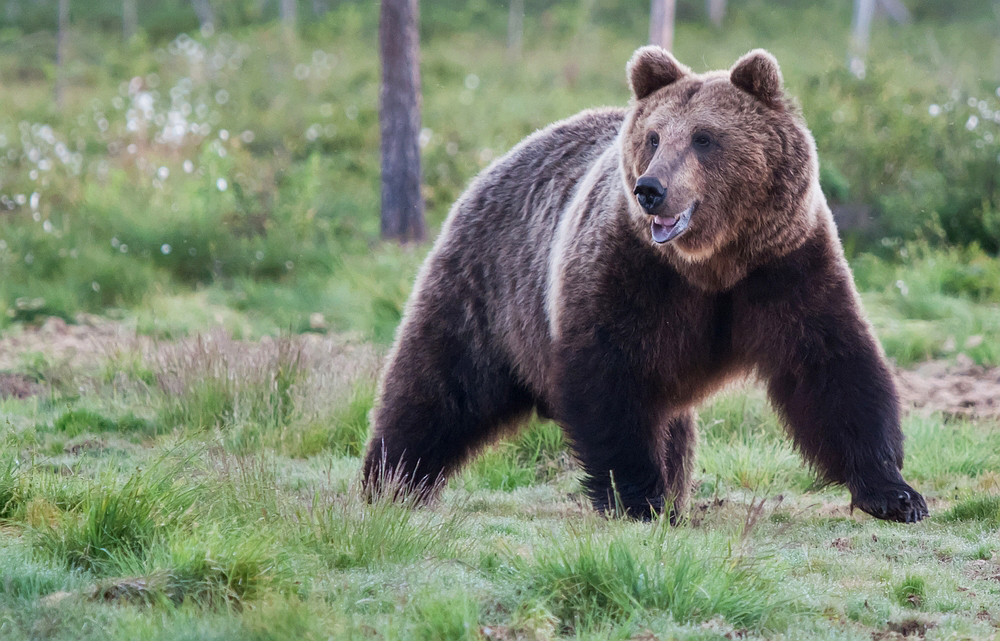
top-left (620, 46), bottom-right (823, 291)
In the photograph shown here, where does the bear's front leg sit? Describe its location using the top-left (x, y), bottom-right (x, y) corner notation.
top-left (555, 333), bottom-right (667, 520)
top-left (766, 351), bottom-right (928, 523)
top-left (744, 261), bottom-right (928, 523)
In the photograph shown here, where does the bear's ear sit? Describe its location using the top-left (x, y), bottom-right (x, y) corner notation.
top-left (627, 46), bottom-right (689, 100)
top-left (730, 49), bottom-right (784, 108)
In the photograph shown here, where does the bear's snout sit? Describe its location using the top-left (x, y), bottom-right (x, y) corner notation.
top-left (634, 176), bottom-right (665, 212)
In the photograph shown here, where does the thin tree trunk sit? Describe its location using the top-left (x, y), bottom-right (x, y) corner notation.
top-left (379, 0), bottom-right (425, 243)
top-left (649, 0), bottom-right (675, 51)
top-left (123, 0), bottom-right (137, 40)
top-left (281, 0), bottom-right (297, 29)
top-left (55, 0), bottom-right (69, 111)
top-left (849, 0), bottom-right (875, 72)
top-left (507, 0), bottom-right (523, 60)
top-left (706, 0), bottom-right (725, 28)
top-left (191, 0), bottom-right (215, 30)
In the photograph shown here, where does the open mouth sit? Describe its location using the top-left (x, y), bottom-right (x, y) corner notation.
top-left (650, 203), bottom-right (695, 244)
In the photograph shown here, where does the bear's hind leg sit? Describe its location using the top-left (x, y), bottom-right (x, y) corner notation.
top-left (659, 411), bottom-right (697, 524)
top-left (362, 330), bottom-right (535, 500)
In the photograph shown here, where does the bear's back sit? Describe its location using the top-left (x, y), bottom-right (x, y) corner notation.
top-left (412, 107), bottom-right (627, 396)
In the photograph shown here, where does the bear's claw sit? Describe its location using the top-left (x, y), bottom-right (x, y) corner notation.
top-left (851, 483), bottom-right (928, 523)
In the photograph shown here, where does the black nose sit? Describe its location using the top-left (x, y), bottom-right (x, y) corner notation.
top-left (633, 176), bottom-right (665, 212)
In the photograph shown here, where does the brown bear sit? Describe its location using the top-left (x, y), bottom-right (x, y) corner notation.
top-left (362, 46), bottom-right (928, 523)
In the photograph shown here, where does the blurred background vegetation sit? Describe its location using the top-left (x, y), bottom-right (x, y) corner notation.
top-left (0, 0), bottom-right (997, 358)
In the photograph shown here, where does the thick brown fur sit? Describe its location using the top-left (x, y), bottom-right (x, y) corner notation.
top-left (362, 47), bottom-right (927, 523)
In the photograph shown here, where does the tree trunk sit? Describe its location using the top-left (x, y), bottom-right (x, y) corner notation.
top-left (379, 0), bottom-right (425, 243)
top-left (123, 0), bottom-right (137, 40)
top-left (281, 0), bottom-right (297, 29)
top-left (706, 0), bottom-right (725, 28)
top-left (507, 0), bottom-right (523, 60)
top-left (649, 0), bottom-right (675, 51)
top-left (55, 0), bottom-right (69, 111)
top-left (849, 0), bottom-right (874, 74)
top-left (191, 0), bottom-right (215, 30)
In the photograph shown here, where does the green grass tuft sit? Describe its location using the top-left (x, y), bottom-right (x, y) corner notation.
top-left (106, 528), bottom-right (280, 607)
top-left (409, 592), bottom-right (481, 641)
top-left (939, 495), bottom-right (1000, 526)
top-left (327, 383), bottom-right (375, 458)
top-left (461, 419), bottom-right (569, 492)
top-left (0, 457), bottom-right (29, 520)
top-left (894, 575), bottom-right (927, 608)
top-left (53, 410), bottom-right (115, 437)
top-left (32, 464), bottom-right (199, 573)
top-left (305, 489), bottom-right (463, 570)
top-left (518, 524), bottom-right (785, 633)
top-left (51, 409), bottom-right (157, 438)
top-left (156, 334), bottom-right (306, 434)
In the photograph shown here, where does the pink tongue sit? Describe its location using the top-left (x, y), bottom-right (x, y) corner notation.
top-left (651, 215), bottom-right (677, 244)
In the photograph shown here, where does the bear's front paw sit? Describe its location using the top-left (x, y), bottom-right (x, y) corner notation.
top-left (851, 481), bottom-right (928, 523)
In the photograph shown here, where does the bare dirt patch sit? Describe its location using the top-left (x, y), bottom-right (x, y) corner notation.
top-left (0, 372), bottom-right (41, 399)
top-left (0, 316), bottom-right (133, 372)
top-left (895, 355), bottom-right (1000, 420)
top-left (830, 537), bottom-right (852, 551)
top-left (0, 317), bottom-right (382, 405)
top-left (964, 558), bottom-right (1000, 582)
top-left (872, 618), bottom-right (932, 640)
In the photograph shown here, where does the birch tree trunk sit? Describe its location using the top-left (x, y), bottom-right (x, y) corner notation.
top-left (55, 0), bottom-right (69, 111)
top-left (849, 0), bottom-right (875, 74)
top-left (191, 0), bottom-right (215, 30)
top-left (649, 0), bottom-right (675, 51)
top-left (706, 0), bottom-right (725, 28)
top-left (379, 0), bottom-right (425, 243)
top-left (123, 0), bottom-right (137, 40)
top-left (507, 0), bottom-right (524, 60)
top-left (281, 0), bottom-right (297, 32)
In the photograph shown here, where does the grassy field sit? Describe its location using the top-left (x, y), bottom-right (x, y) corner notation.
top-left (0, 324), bottom-right (998, 640)
top-left (0, 1), bottom-right (998, 639)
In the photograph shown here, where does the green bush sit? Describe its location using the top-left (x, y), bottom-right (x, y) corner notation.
top-left (802, 63), bottom-right (1000, 253)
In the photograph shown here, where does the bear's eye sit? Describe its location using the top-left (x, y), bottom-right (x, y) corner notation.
top-left (648, 132), bottom-right (659, 150)
top-left (692, 131), bottom-right (714, 150)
